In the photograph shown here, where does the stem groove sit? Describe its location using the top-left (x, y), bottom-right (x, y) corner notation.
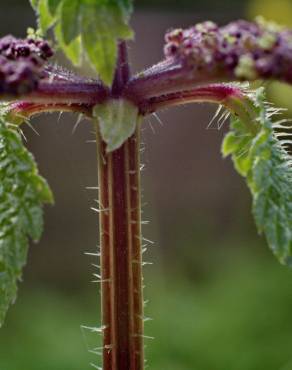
top-left (96, 127), bottom-right (144, 370)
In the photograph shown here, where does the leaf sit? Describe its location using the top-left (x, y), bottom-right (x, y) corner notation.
top-left (37, 0), bottom-right (56, 33)
top-left (60, 0), bottom-right (81, 44)
top-left (80, 5), bottom-right (116, 85)
top-left (222, 87), bottom-right (292, 265)
top-left (29, 0), bottom-right (134, 86)
top-left (93, 99), bottom-right (139, 152)
top-left (79, 2), bottom-right (133, 85)
top-left (0, 117), bottom-right (53, 326)
top-left (47, 0), bottom-right (62, 15)
top-left (55, 22), bottom-right (82, 66)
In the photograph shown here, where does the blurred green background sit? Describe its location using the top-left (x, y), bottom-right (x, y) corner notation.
top-left (1, 1), bottom-right (292, 370)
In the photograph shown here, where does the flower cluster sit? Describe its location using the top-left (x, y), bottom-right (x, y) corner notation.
top-left (0, 35), bottom-right (53, 95)
top-left (164, 18), bottom-right (292, 83)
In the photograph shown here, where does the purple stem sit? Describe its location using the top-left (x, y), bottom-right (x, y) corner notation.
top-left (140, 83), bottom-right (241, 114)
top-left (112, 41), bottom-right (131, 96)
top-left (26, 80), bottom-right (109, 105)
top-left (96, 41), bottom-right (145, 370)
top-left (124, 61), bottom-right (230, 103)
top-left (8, 101), bottom-right (93, 119)
top-left (139, 83), bottom-right (258, 133)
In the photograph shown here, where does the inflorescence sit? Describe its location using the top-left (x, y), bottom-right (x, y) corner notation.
top-left (0, 34), bottom-right (53, 95)
top-left (164, 18), bottom-right (292, 83)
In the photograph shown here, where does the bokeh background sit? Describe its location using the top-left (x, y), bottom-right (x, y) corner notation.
top-left (1, 1), bottom-right (292, 370)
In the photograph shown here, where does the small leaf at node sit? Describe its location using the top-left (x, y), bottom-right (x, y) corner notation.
top-left (94, 99), bottom-right (139, 152)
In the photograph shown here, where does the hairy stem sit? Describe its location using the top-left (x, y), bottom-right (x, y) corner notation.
top-left (8, 101), bottom-right (93, 119)
top-left (139, 84), bottom-right (242, 114)
top-left (96, 128), bottom-right (144, 370)
top-left (23, 81), bottom-right (108, 105)
top-left (124, 62), bottom-right (227, 102)
top-left (140, 83), bottom-right (257, 133)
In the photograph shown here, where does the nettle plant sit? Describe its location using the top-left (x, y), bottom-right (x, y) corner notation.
top-left (1, 0), bottom-right (292, 369)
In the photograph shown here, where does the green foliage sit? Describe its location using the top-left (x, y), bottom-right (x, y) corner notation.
top-left (0, 117), bottom-right (53, 327)
top-left (94, 99), bottom-right (139, 152)
top-left (54, 22), bottom-right (82, 66)
top-left (47, 0), bottom-right (62, 15)
top-left (30, 0), bottom-right (134, 86)
top-left (223, 88), bottom-right (292, 265)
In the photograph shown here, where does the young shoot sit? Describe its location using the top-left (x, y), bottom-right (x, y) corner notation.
top-left (0, 1), bottom-right (292, 370)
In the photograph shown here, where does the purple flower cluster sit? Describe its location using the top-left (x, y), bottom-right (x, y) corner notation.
top-left (0, 35), bottom-right (53, 95)
top-left (164, 19), bottom-right (292, 83)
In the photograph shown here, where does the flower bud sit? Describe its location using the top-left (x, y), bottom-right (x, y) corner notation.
top-left (0, 35), bottom-right (53, 95)
top-left (164, 19), bottom-right (292, 83)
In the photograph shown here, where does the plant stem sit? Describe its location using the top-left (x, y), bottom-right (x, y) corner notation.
top-left (139, 84), bottom-right (242, 114)
top-left (8, 102), bottom-right (93, 119)
top-left (96, 127), bottom-right (144, 370)
top-left (27, 81), bottom-right (108, 105)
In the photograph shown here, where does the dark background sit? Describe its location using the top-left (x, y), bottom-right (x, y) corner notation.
top-left (1, 1), bottom-right (292, 370)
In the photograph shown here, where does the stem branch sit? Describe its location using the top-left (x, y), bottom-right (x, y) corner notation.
top-left (8, 101), bottom-right (92, 120)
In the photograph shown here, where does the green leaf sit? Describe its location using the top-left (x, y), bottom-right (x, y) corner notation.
top-left (60, 0), bottom-right (81, 44)
top-left (29, 0), bottom-right (134, 86)
top-left (79, 2), bottom-right (133, 85)
top-left (38, 0), bottom-right (56, 33)
top-left (93, 99), bottom-right (139, 152)
top-left (0, 117), bottom-right (53, 326)
top-left (222, 87), bottom-right (292, 265)
top-left (80, 5), bottom-right (116, 85)
top-left (47, 0), bottom-right (62, 15)
top-left (55, 22), bottom-right (82, 66)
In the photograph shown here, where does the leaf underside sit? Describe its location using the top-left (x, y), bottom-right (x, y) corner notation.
top-left (30, 0), bottom-right (134, 86)
top-left (223, 88), bottom-right (292, 266)
top-left (0, 116), bottom-right (53, 326)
